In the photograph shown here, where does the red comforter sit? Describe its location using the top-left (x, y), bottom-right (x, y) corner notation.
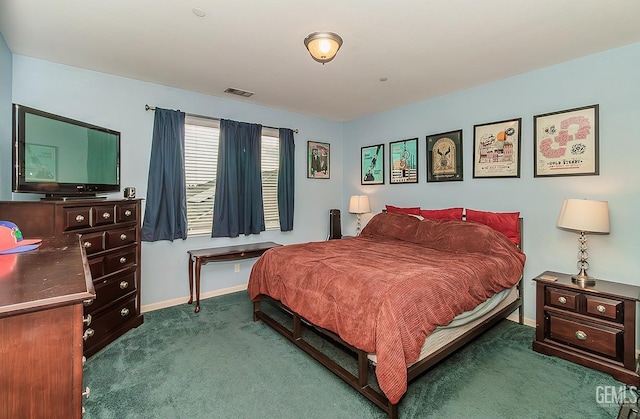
top-left (247, 212), bottom-right (526, 404)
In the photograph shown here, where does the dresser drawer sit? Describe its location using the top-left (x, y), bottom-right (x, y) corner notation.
top-left (586, 295), bottom-right (623, 323)
top-left (84, 297), bottom-right (138, 348)
top-left (546, 287), bottom-right (579, 312)
top-left (63, 207), bottom-right (92, 231)
top-left (84, 271), bottom-right (136, 315)
top-left (80, 232), bottom-right (105, 255)
top-left (93, 205), bottom-right (116, 226)
top-left (105, 227), bottom-right (137, 249)
top-left (104, 248), bottom-right (137, 274)
top-left (548, 313), bottom-right (622, 360)
top-left (88, 256), bottom-right (104, 278)
top-left (116, 203), bottom-right (137, 223)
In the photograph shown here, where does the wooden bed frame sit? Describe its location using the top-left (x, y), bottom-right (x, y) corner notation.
top-left (251, 218), bottom-right (524, 418)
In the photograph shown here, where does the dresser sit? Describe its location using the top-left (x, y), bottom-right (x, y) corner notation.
top-left (533, 271), bottom-right (640, 385)
top-left (0, 236), bottom-right (95, 418)
top-left (0, 198), bottom-right (144, 357)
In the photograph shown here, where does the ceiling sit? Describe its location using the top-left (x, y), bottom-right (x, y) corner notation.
top-left (1, 1), bottom-right (640, 122)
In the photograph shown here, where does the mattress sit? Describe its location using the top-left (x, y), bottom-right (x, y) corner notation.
top-left (368, 285), bottom-right (518, 365)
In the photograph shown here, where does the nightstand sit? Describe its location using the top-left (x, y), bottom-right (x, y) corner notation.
top-left (532, 271), bottom-right (640, 385)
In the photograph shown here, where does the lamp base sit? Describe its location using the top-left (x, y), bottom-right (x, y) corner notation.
top-left (571, 268), bottom-right (596, 287)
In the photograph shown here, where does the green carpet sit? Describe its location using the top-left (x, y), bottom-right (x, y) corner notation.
top-left (83, 291), bottom-right (623, 418)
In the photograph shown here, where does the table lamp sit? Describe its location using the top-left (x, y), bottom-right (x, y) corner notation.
top-left (556, 198), bottom-right (610, 286)
top-left (349, 195), bottom-right (371, 236)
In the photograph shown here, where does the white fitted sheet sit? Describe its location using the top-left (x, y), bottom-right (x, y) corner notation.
top-left (368, 286), bottom-right (518, 365)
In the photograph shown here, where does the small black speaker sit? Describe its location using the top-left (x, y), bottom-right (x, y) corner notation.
top-left (328, 209), bottom-right (342, 240)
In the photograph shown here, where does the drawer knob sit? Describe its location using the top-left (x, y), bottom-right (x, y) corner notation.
top-left (597, 305), bottom-right (606, 313)
top-left (124, 209), bottom-right (132, 217)
top-left (120, 233), bottom-right (127, 241)
top-left (121, 307), bottom-right (130, 316)
top-left (82, 386), bottom-right (90, 399)
top-left (103, 212), bottom-right (111, 219)
top-left (83, 328), bottom-right (95, 341)
top-left (120, 281), bottom-right (129, 289)
top-left (83, 298), bottom-right (94, 306)
top-left (119, 256), bottom-right (127, 264)
top-left (558, 296), bottom-right (567, 304)
top-left (83, 314), bottom-right (92, 326)
top-left (76, 214), bottom-right (85, 223)
top-left (575, 330), bottom-right (587, 341)
top-left (83, 241), bottom-right (92, 248)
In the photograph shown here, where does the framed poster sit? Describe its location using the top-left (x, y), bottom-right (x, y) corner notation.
top-left (307, 141), bottom-right (330, 179)
top-left (25, 144), bottom-right (57, 182)
top-left (361, 144), bottom-right (384, 185)
top-left (426, 130), bottom-right (463, 182)
top-left (473, 118), bottom-right (521, 178)
top-left (534, 104), bottom-right (599, 177)
top-left (389, 138), bottom-right (418, 184)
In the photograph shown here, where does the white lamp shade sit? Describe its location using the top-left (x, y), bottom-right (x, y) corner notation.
top-left (349, 195), bottom-right (370, 214)
top-left (304, 32), bottom-right (343, 64)
top-left (556, 198), bottom-right (610, 233)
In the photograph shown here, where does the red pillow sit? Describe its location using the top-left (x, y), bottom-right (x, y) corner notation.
top-left (385, 205), bottom-right (421, 216)
top-left (465, 209), bottom-right (520, 245)
top-left (419, 207), bottom-right (464, 220)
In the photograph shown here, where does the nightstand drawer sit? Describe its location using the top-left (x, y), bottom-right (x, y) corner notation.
top-left (548, 313), bottom-right (622, 360)
top-left (546, 287), bottom-right (579, 312)
top-left (586, 295), bottom-right (623, 322)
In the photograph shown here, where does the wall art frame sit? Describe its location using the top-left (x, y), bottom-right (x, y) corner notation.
top-left (473, 118), bottom-right (521, 178)
top-left (389, 138), bottom-right (418, 184)
top-left (533, 104), bottom-right (599, 177)
top-left (426, 130), bottom-right (463, 182)
top-left (361, 144), bottom-right (385, 185)
top-left (307, 140), bottom-right (330, 179)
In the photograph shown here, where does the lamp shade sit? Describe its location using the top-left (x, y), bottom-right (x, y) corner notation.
top-left (349, 195), bottom-right (370, 214)
top-left (556, 198), bottom-right (610, 233)
top-left (304, 32), bottom-right (343, 64)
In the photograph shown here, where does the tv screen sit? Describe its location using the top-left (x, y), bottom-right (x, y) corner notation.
top-left (12, 104), bottom-right (121, 198)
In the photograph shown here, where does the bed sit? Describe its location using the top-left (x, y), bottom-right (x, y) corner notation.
top-left (247, 211), bottom-right (526, 418)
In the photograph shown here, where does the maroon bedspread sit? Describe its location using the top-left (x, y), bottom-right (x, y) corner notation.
top-left (247, 212), bottom-right (525, 404)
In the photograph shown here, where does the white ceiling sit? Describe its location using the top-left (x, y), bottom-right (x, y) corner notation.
top-left (1, 0), bottom-right (640, 121)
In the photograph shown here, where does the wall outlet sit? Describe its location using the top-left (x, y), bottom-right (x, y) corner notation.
top-left (234, 263), bottom-right (240, 273)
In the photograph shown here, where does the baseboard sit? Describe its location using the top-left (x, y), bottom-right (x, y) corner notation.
top-left (506, 312), bottom-right (536, 328)
top-left (143, 288), bottom-right (538, 328)
top-left (141, 284), bottom-right (247, 313)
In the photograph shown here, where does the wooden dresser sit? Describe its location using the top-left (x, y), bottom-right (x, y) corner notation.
top-left (0, 198), bottom-right (144, 357)
top-left (0, 236), bottom-right (95, 418)
top-left (533, 271), bottom-right (640, 385)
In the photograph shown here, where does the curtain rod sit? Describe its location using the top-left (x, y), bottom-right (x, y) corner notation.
top-left (144, 104), bottom-right (298, 134)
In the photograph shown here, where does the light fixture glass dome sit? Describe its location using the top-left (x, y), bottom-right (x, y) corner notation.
top-left (304, 32), bottom-right (343, 64)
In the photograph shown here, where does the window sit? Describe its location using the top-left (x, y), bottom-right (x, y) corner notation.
top-left (184, 117), bottom-right (280, 236)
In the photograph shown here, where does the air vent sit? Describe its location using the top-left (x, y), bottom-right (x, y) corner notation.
top-left (224, 87), bottom-right (254, 97)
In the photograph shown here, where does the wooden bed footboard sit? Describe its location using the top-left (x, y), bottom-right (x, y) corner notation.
top-left (252, 279), bottom-right (524, 419)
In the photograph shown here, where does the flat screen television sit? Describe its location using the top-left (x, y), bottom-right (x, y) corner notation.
top-left (12, 104), bottom-right (121, 199)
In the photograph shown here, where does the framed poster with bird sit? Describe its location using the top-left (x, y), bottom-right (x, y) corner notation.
top-left (389, 138), bottom-right (418, 184)
top-left (426, 130), bottom-right (463, 182)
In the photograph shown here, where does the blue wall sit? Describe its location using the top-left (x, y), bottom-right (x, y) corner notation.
top-left (344, 42), bottom-right (640, 319)
top-left (4, 39), bottom-right (640, 321)
top-left (9, 55), bottom-right (345, 309)
top-left (0, 33), bottom-right (12, 201)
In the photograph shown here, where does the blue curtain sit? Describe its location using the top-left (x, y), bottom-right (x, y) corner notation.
top-left (212, 119), bottom-right (264, 237)
top-left (278, 128), bottom-right (295, 231)
top-left (141, 108), bottom-right (187, 242)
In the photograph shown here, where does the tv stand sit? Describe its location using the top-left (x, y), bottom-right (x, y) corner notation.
top-left (41, 194), bottom-right (106, 201)
top-left (0, 199), bottom-right (143, 358)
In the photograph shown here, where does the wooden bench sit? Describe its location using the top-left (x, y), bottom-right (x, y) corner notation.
top-left (187, 241), bottom-right (282, 313)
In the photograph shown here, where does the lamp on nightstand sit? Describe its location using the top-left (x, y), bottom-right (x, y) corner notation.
top-left (349, 195), bottom-right (370, 236)
top-left (556, 198), bottom-right (610, 286)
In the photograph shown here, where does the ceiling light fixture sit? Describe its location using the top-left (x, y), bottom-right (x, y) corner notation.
top-left (304, 32), bottom-right (343, 64)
